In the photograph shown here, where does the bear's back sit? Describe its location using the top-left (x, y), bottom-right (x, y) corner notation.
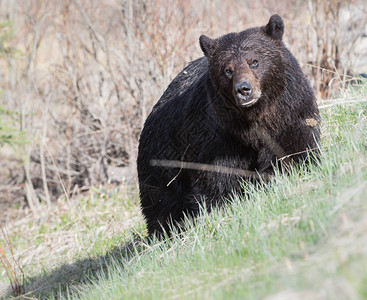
top-left (150, 57), bottom-right (209, 116)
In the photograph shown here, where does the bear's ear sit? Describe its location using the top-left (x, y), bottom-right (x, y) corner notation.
top-left (264, 14), bottom-right (284, 40)
top-left (199, 35), bottom-right (217, 57)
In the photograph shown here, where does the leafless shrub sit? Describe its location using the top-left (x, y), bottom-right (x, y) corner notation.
top-left (304, 0), bottom-right (367, 98)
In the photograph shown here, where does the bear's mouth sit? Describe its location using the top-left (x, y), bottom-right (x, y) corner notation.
top-left (234, 93), bottom-right (259, 107)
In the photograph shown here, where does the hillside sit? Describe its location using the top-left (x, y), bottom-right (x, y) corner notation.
top-left (1, 93), bottom-right (367, 299)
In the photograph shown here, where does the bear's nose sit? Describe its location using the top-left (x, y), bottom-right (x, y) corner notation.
top-left (235, 81), bottom-right (252, 97)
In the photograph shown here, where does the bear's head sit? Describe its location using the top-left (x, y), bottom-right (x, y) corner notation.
top-left (200, 14), bottom-right (286, 110)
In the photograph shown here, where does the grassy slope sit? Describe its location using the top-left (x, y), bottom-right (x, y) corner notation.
top-left (67, 98), bottom-right (367, 298)
top-left (1, 90), bottom-right (367, 299)
top-left (0, 185), bottom-right (143, 296)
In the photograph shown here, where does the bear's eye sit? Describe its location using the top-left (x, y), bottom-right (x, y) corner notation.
top-left (250, 60), bottom-right (259, 69)
top-left (224, 67), bottom-right (233, 78)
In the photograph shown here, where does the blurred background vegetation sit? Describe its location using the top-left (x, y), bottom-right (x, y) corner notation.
top-left (0, 0), bottom-right (366, 222)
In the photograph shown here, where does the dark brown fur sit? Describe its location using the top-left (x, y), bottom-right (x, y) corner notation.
top-left (137, 15), bottom-right (320, 237)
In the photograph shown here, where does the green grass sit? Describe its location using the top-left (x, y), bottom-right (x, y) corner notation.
top-left (64, 101), bottom-right (367, 299)
top-left (2, 93), bottom-right (367, 299)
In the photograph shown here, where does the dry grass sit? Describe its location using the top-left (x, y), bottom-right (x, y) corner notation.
top-left (0, 226), bottom-right (24, 296)
top-left (0, 184), bottom-right (143, 295)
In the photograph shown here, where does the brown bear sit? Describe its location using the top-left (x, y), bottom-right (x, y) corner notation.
top-left (137, 14), bottom-right (320, 237)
